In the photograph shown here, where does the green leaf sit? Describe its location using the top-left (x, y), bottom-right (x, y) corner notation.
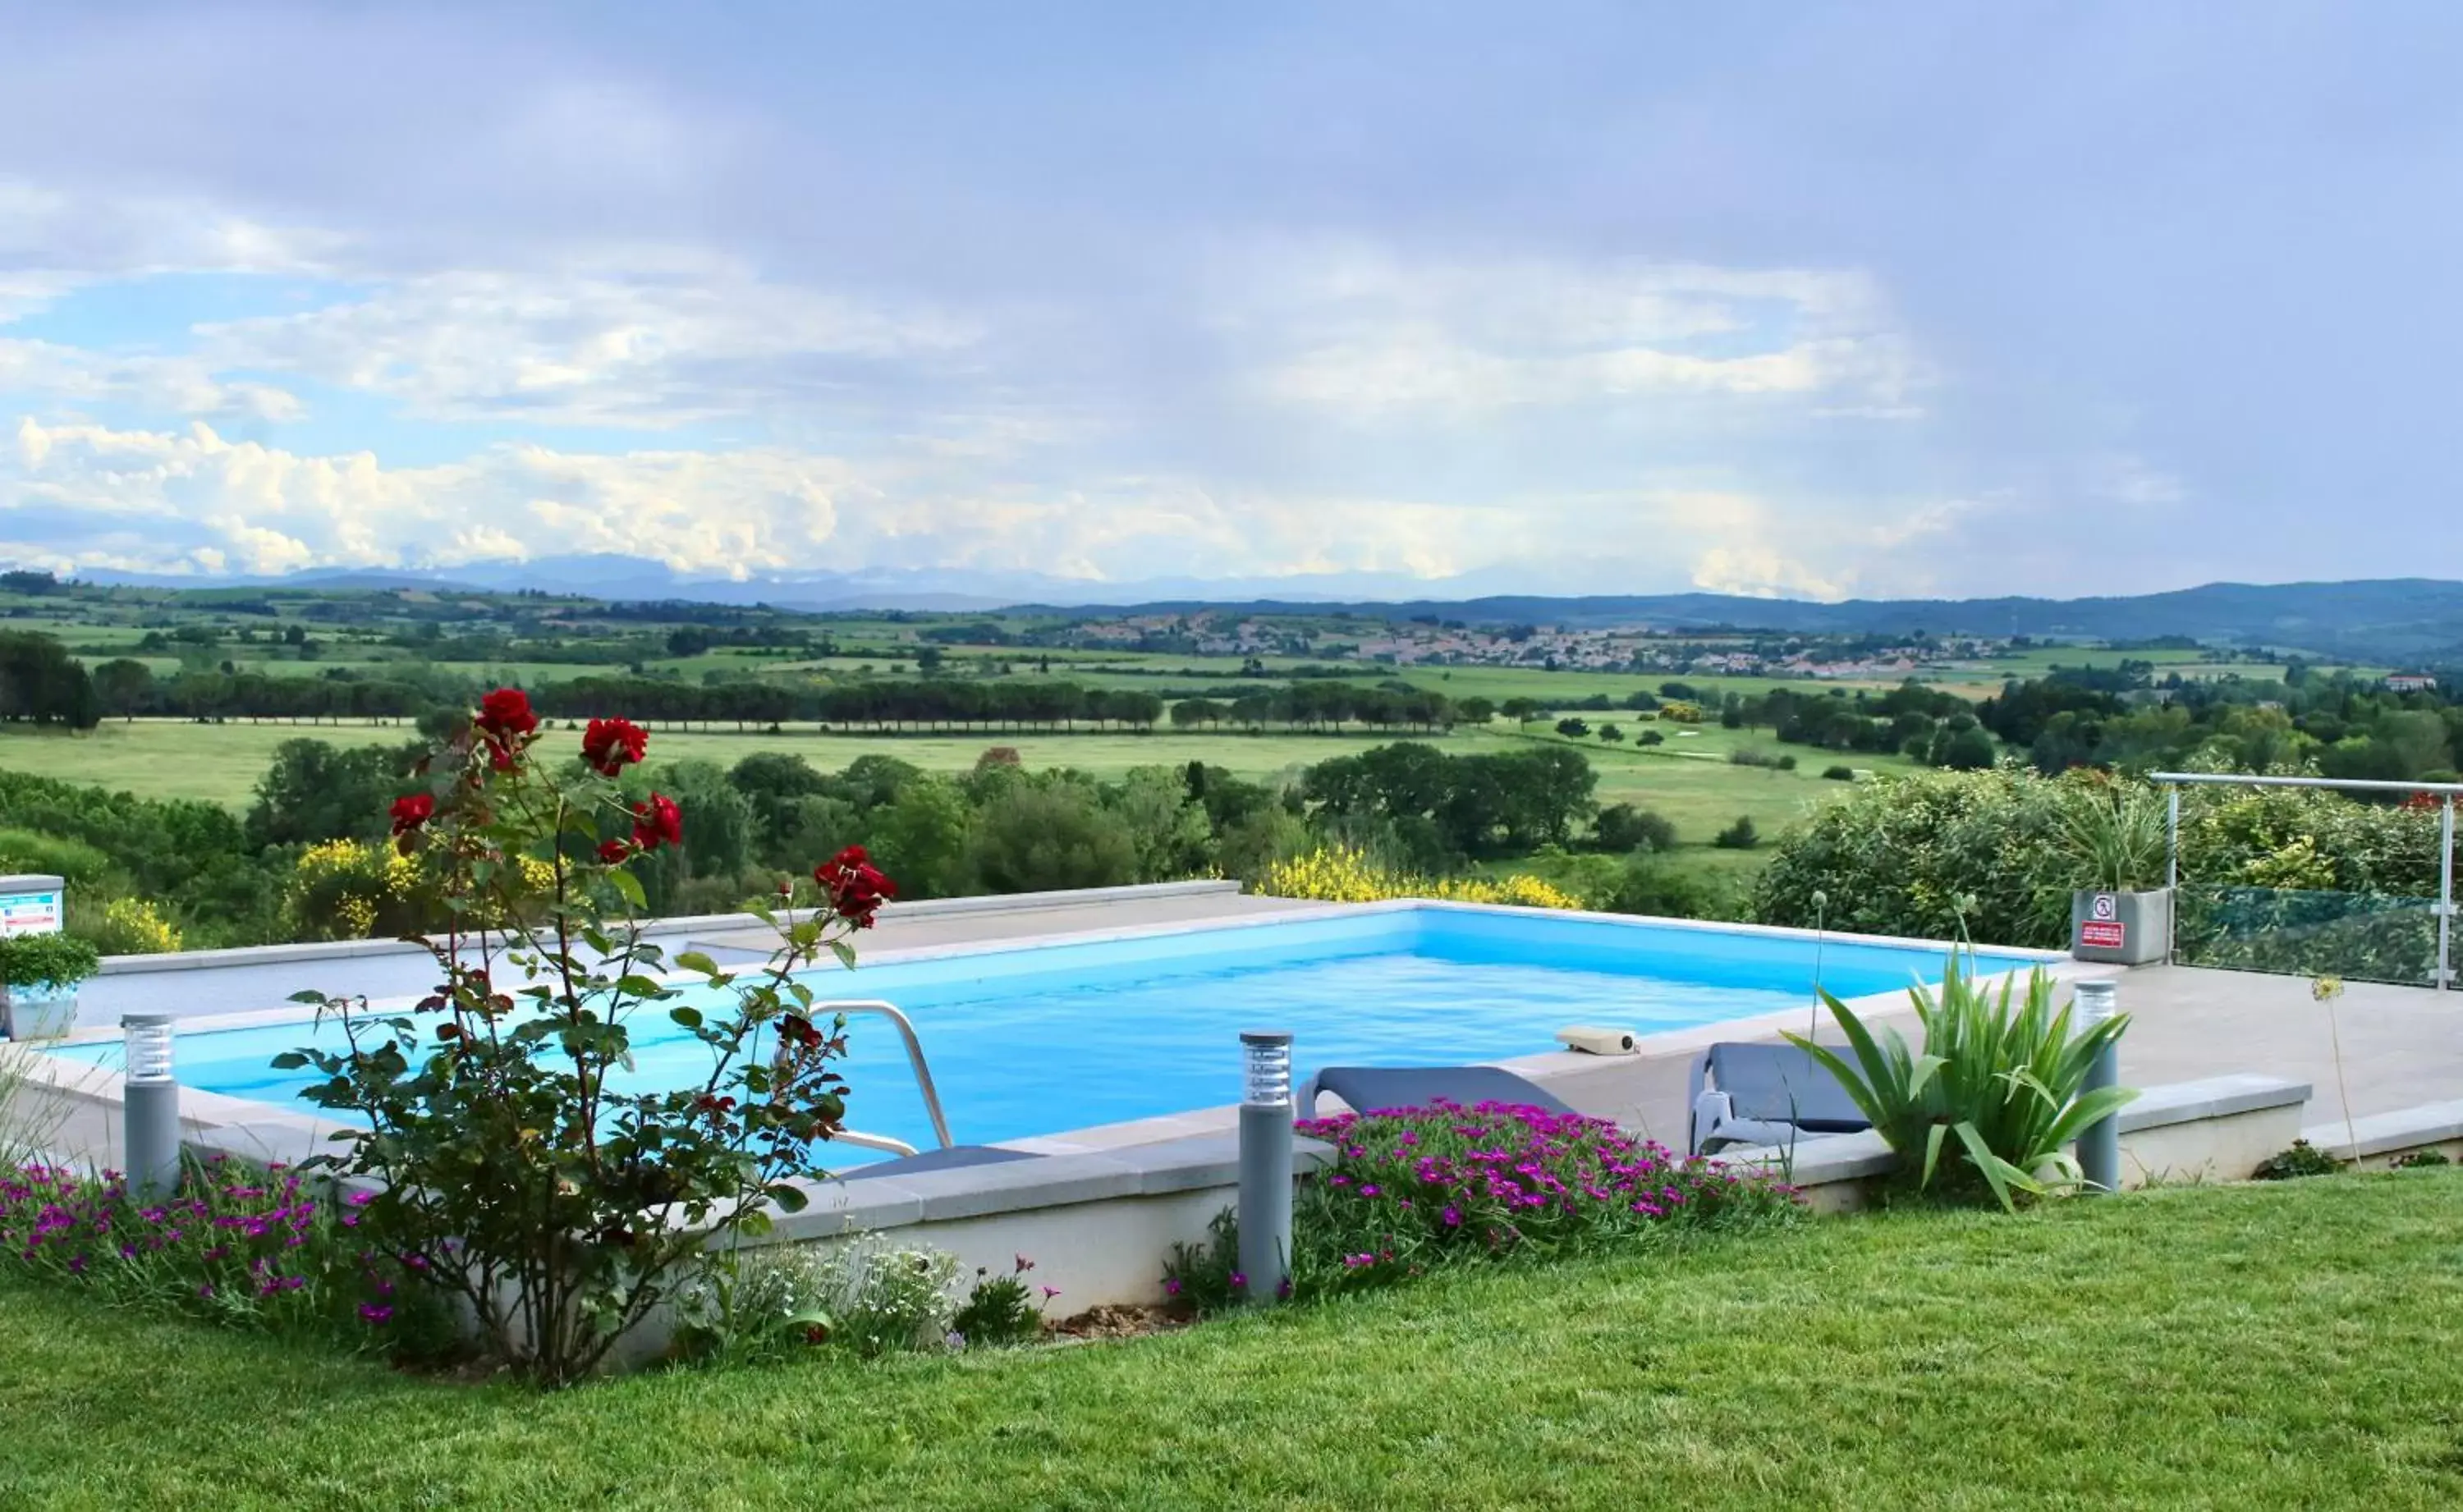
top-left (676, 951), bottom-right (721, 977)
top-left (268, 1052), bottom-right (309, 1070)
top-left (765, 1183), bottom-right (810, 1213)
top-left (668, 1006), bottom-right (704, 1029)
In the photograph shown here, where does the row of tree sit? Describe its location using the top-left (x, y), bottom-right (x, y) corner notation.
top-left (69, 655), bottom-right (1486, 734)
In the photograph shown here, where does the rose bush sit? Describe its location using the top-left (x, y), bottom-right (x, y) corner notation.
top-left (283, 689), bottom-right (895, 1383)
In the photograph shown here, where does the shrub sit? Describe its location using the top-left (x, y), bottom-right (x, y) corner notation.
top-left (951, 1254), bottom-right (1057, 1349)
top-left (1752, 767), bottom-right (2081, 947)
top-left (1594, 804), bottom-right (1676, 854)
top-left (1638, 729), bottom-right (1666, 746)
top-left (964, 780), bottom-right (1138, 893)
top-left (1787, 960), bottom-right (2136, 1212)
top-left (285, 838), bottom-right (429, 942)
top-left (2253, 1140), bottom-right (2344, 1180)
top-left (1596, 857), bottom-right (1717, 920)
top-left (1164, 1101), bottom-right (1795, 1308)
top-left (283, 690), bottom-right (892, 1384)
top-left (0, 932), bottom-right (99, 991)
top-left (2392, 1148), bottom-right (2454, 1169)
top-left (1756, 767), bottom-right (2448, 955)
top-left (79, 896), bottom-right (184, 955)
top-left (1255, 845), bottom-right (1580, 909)
top-left (1822, 765), bottom-right (1856, 782)
top-left (1712, 816), bottom-right (1759, 850)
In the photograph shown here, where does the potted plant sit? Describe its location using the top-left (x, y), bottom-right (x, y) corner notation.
top-left (2062, 785), bottom-right (2171, 965)
top-left (0, 932), bottom-right (101, 1040)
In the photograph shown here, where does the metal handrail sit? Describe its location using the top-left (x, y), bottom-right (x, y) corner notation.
top-left (814, 999), bottom-right (955, 1150)
top-left (834, 1128), bottom-right (921, 1159)
top-left (2151, 771), bottom-right (2463, 796)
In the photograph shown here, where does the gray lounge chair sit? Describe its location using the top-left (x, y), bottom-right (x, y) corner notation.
top-left (1302, 1064), bottom-right (1578, 1119)
top-left (1687, 1042), bottom-right (1870, 1155)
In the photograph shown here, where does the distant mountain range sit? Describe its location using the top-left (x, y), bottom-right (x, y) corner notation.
top-left (57, 557), bottom-right (2463, 663)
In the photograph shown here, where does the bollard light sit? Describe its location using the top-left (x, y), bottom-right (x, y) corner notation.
top-left (121, 1012), bottom-right (181, 1202)
top-left (1242, 1029), bottom-right (1292, 1108)
top-left (124, 1014), bottom-right (175, 1081)
top-left (1236, 1030), bottom-right (1294, 1305)
top-left (2072, 981), bottom-right (2121, 1195)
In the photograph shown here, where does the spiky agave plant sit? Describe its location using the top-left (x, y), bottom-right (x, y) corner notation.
top-left (1785, 958), bottom-right (2138, 1211)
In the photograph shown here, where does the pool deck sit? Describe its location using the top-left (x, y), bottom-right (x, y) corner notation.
top-left (10, 885), bottom-right (2460, 1172)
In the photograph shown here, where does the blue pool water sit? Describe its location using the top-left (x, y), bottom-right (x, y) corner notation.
top-left (53, 909), bottom-right (2040, 1163)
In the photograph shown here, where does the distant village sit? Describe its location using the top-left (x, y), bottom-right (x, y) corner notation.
top-left (1048, 612), bottom-right (2004, 681)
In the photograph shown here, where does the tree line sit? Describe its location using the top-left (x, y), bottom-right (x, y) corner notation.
top-left (68, 655), bottom-right (1483, 735)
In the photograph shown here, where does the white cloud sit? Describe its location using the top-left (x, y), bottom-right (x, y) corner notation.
top-left (0, 338), bottom-right (300, 421)
top-left (195, 259), bottom-right (985, 428)
top-left (1223, 245), bottom-right (1931, 419)
top-left (1, 415), bottom-right (1979, 593)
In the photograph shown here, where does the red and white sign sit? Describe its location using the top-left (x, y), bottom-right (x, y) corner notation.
top-left (2079, 920), bottom-right (2126, 950)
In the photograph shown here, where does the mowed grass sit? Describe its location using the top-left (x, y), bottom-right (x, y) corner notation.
top-left (3, 1174), bottom-right (2461, 1510)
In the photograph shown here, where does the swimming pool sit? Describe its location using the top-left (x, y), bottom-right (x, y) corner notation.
top-left (51, 906), bottom-right (2043, 1162)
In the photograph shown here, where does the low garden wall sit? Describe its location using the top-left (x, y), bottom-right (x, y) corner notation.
top-left (1711, 1074), bottom-right (2314, 1212)
top-left (2298, 1101), bottom-right (2463, 1171)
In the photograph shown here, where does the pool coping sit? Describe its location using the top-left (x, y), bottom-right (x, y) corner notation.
top-left (16, 898), bottom-right (2083, 1174)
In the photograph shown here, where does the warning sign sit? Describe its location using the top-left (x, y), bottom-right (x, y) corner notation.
top-left (0, 889), bottom-right (62, 937)
top-left (2089, 893), bottom-right (2119, 923)
top-left (2079, 921), bottom-right (2126, 950)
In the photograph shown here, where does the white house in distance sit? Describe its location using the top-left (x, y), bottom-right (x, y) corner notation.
top-left (2384, 671), bottom-right (2439, 693)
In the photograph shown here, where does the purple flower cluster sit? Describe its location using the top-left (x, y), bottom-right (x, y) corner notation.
top-left (1293, 1098), bottom-right (1798, 1281)
top-left (0, 1156), bottom-right (406, 1335)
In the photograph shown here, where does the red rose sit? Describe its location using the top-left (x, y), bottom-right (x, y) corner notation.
top-left (631, 792), bottom-right (683, 851)
top-left (580, 717), bottom-right (649, 777)
top-left (388, 793), bottom-right (435, 835)
top-left (596, 839), bottom-right (631, 864)
top-left (814, 845), bottom-right (897, 928)
top-left (475, 688), bottom-right (539, 770)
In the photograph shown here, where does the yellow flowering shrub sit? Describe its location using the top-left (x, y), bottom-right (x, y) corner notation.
top-left (94, 896), bottom-right (183, 955)
top-left (1255, 845), bottom-right (1581, 910)
top-left (288, 839), bottom-right (425, 941)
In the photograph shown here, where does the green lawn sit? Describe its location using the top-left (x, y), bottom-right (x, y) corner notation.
top-left (2, 1175), bottom-right (2458, 1510)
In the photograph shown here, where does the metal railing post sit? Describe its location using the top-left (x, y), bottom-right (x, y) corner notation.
top-left (2442, 798), bottom-right (2455, 991)
top-left (2165, 783), bottom-right (2180, 964)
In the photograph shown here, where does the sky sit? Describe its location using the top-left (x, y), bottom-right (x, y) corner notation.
top-left (2, 2), bottom-right (2460, 602)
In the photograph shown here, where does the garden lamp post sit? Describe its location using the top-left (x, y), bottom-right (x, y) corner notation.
top-left (2073, 981), bottom-right (2121, 1195)
top-left (122, 1013), bottom-right (181, 1202)
top-left (1238, 1029), bottom-right (1294, 1305)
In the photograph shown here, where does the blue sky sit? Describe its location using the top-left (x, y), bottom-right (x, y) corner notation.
top-left (2, 2), bottom-right (2459, 598)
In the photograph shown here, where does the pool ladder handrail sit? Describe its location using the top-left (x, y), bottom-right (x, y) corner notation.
top-left (810, 999), bottom-right (954, 1156)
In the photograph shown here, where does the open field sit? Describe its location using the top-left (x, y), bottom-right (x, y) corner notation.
top-left (0, 717), bottom-right (1896, 875)
top-left (2, 1173), bottom-right (2458, 1510)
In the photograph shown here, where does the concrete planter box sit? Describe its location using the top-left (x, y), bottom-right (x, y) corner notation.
top-left (2072, 887), bottom-right (2172, 965)
top-left (0, 981), bottom-right (80, 1040)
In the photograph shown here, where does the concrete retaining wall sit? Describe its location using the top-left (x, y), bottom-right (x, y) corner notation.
top-left (2298, 1101), bottom-right (2463, 1171)
top-left (1711, 1074), bottom-right (2313, 1212)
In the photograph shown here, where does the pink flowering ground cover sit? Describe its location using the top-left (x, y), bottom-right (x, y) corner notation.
top-left (0, 1156), bottom-right (452, 1357)
top-left (1166, 1099), bottom-right (1798, 1307)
